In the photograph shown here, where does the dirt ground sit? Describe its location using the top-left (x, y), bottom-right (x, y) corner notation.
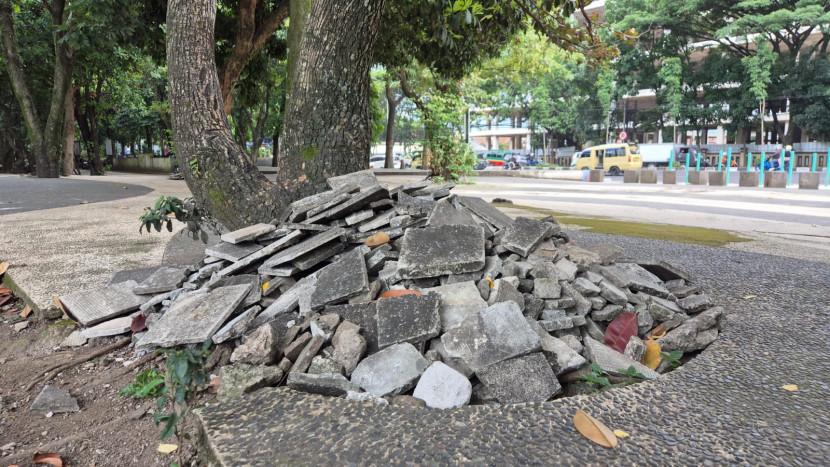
top-left (0, 299), bottom-right (205, 467)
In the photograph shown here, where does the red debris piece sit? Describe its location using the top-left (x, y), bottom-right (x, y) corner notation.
top-left (131, 313), bottom-right (148, 333)
top-left (604, 312), bottom-right (639, 354)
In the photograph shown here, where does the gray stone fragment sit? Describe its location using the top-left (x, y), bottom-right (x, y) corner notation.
top-left (394, 189), bottom-right (435, 217)
top-left (318, 185), bottom-right (389, 220)
top-left (610, 263), bottom-right (670, 298)
top-left (539, 317), bottom-right (574, 332)
top-left (262, 228), bottom-right (346, 268)
top-left (205, 242), bottom-right (264, 262)
top-left (376, 293), bottom-right (441, 348)
top-left (540, 309), bottom-right (566, 320)
top-left (346, 391), bottom-right (389, 405)
top-left (324, 302), bottom-right (378, 353)
top-left (527, 320), bottom-right (587, 375)
top-left (412, 361), bottom-right (472, 409)
top-left (276, 222), bottom-right (332, 232)
top-left (595, 264), bottom-right (632, 288)
top-left (133, 266), bottom-right (188, 295)
top-left (440, 301), bottom-right (541, 373)
top-left (583, 337), bottom-right (659, 379)
top-left (287, 372), bottom-right (358, 397)
top-left (570, 314), bottom-right (587, 326)
top-left (289, 335), bottom-right (325, 374)
top-left (456, 196), bottom-right (514, 230)
top-left (283, 332), bottom-right (312, 361)
top-left (624, 336), bottom-right (647, 362)
top-left (635, 304), bottom-right (654, 335)
top-left (476, 353), bottom-right (561, 404)
top-left (136, 284), bottom-right (251, 349)
top-left (677, 294), bottom-right (714, 313)
top-left (487, 279), bottom-right (525, 311)
top-left (648, 295), bottom-right (684, 321)
top-left (389, 215), bottom-right (412, 228)
top-left (420, 282), bottom-right (487, 332)
top-left (218, 230), bottom-right (304, 277)
top-left (572, 277), bottom-right (601, 296)
top-left (331, 321), bottom-right (366, 375)
top-left (252, 273), bottom-right (318, 327)
top-left (426, 199), bottom-right (478, 227)
top-left (554, 258), bottom-right (578, 281)
top-left (310, 249), bottom-right (369, 310)
top-left (218, 364), bottom-right (282, 402)
top-left (476, 278), bottom-right (491, 301)
top-left (560, 282), bottom-right (592, 316)
top-left (599, 280), bottom-right (628, 305)
top-left (59, 282), bottom-right (145, 326)
top-left (587, 243), bottom-right (625, 265)
top-left (659, 307), bottom-right (723, 352)
top-left (327, 169), bottom-right (380, 191)
top-left (212, 306), bottom-right (261, 344)
top-left (582, 317), bottom-right (606, 342)
top-left (289, 185), bottom-right (359, 218)
top-left (209, 274), bottom-right (261, 308)
top-left (350, 343), bottom-right (429, 396)
top-left (589, 296), bottom-right (607, 310)
top-left (533, 278), bottom-right (561, 299)
top-left (345, 209), bottom-right (374, 226)
top-left (632, 260), bottom-right (692, 282)
top-left (560, 334), bottom-right (583, 353)
top-left (291, 241), bottom-right (345, 271)
top-left (591, 304), bottom-right (624, 322)
top-left (108, 266), bottom-right (161, 286)
top-left (500, 217), bottom-right (553, 257)
top-left (500, 261), bottom-right (533, 279)
top-left (221, 223), bottom-right (276, 244)
top-left (365, 248), bottom-right (398, 275)
top-left (81, 316), bottom-right (132, 338)
top-left (397, 225), bottom-right (485, 279)
top-left (307, 356), bottom-right (345, 376)
top-left (357, 209), bottom-right (396, 232)
top-left (303, 193), bottom-right (352, 220)
top-left (30, 385), bottom-right (79, 414)
top-left (60, 330), bottom-right (87, 347)
top-left (668, 284), bottom-right (700, 299)
top-left (230, 323), bottom-right (279, 365)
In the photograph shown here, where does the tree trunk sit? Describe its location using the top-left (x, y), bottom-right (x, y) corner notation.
top-left (384, 81), bottom-right (403, 168)
top-left (167, 0), bottom-right (279, 230)
top-left (286, 0), bottom-right (311, 94)
top-left (277, 0), bottom-right (386, 200)
top-left (62, 88), bottom-right (75, 176)
top-left (42, 2), bottom-right (73, 179)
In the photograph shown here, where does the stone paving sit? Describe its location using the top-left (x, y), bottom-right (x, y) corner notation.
top-left (196, 231), bottom-right (830, 465)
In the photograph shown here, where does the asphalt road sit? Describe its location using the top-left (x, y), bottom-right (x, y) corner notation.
top-left (0, 175), bottom-right (153, 215)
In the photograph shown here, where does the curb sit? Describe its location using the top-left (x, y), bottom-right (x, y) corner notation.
top-left (1, 270), bottom-right (43, 319)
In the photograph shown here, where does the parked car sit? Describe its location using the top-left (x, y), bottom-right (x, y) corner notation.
top-left (369, 154), bottom-right (407, 169)
top-left (571, 143), bottom-right (643, 175)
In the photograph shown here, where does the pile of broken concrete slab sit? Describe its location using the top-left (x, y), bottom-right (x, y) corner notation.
top-left (57, 170), bottom-right (723, 408)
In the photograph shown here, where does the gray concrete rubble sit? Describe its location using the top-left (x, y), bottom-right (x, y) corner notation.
top-left (72, 175), bottom-right (719, 408)
top-left (30, 385), bottom-right (80, 414)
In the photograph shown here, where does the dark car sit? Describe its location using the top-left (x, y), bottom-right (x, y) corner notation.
top-left (673, 145), bottom-right (710, 168)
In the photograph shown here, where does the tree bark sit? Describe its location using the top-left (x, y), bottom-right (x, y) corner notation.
top-left (42, 0), bottom-right (73, 178)
top-left (384, 80), bottom-right (403, 168)
top-left (62, 87), bottom-right (75, 176)
top-left (219, 0), bottom-right (288, 115)
top-left (277, 0), bottom-right (386, 200)
top-left (167, 0), bottom-right (279, 230)
top-left (286, 0), bottom-right (310, 94)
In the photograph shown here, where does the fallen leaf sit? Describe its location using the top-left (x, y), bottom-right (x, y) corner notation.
top-left (742, 295), bottom-right (757, 300)
top-left (378, 289), bottom-right (422, 299)
top-left (208, 375), bottom-right (220, 394)
top-left (32, 451), bottom-right (62, 466)
top-left (485, 277), bottom-right (494, 289)
top-left (80, 200), bottom-right (88, 204)
top-left (365, 231), bottom-right (390, 247)
top-left (118, 205), bottom-right (129, 210)
top-left (0, 261), bottom-right (9, 275)
top-left (19, 306), bottom-right (32, 318)
top-left (648, 324), bottom-right (667, 339)
top-left (131, 314), bottom-right (147, 333)
top-left (157, 443), bottom-right (178, 454)
top-left (613, 429), bottom-right (630, 438)
top-left (604, 312), bottom-right (638, 353)
top-left (782, 384), bottom-right (798, 392)
top-left (642, 338), bottom-right (662, 370)
top-left (0, 295), bottom-right (12, 307)
top-left (0, 286), bottom-right (11, 295)
top-left (573, 409), bottom-right (618, 449)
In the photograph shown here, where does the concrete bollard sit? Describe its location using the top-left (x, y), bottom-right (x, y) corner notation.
top-left (589, 169), bottom-right (604, 182)
top-left (689, 170), bottom-right (709, 185)
top-left (798, 172), bottom-right (819, 190)
top-left (639, 170), bottom-right (658, 184)
top-left (663, 171), bottom-right (677, 184)
top-left (623, 170), bottom-right (640, 183)
top-left (764, 172), bottom-right (787, 188)
top-left (708, 171), bottom-right (726, 186)
top-left (739, 171), bottom-right (759, 187)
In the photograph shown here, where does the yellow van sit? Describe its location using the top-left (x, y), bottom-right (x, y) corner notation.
top-left (572, 143), bottom-right (642, 175)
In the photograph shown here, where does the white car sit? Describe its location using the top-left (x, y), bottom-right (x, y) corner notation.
top-left (369, 155), bottom-right (407, 169)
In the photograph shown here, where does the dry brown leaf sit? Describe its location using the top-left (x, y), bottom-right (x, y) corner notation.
top-left (208, 376), bottom-right (221, 394)
top-left (118, 205), bottom-right (129, 210)
top-left (782, 384), bottom-right (798, 392)
top-left (613, 429), bottom-right (630, 438)
top-left (649, 324), bottom-right (667, 339)
top-left (0, 261), bottom-right (9, 276)
top-left (32, 451), bottom-right (62, 466)
top-left (642, 338), bottom-right (662, 370)
top-left (573, 409), bottom-right (618, 449)
top-left (157, 443), bottom-right (178, 454)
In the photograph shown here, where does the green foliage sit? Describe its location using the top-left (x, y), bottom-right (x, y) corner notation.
top-left (120, 368), bottom-right (166, 399)
top-left (743, 42), bottom-right (776, 102)
top-left (660, 350), bottom-right (684, 369)
top-left (617, 365), bottom-right (647, 383)
top-left (188, 158), bottom-right (201, 178)
top-left (422, 86), bottom-right (476, 181)
top-left (139, 195), bottom-right (218, 243)
top-left (578, 363), bottom-right (612, 391)
top-left (154, 340), bottom-right (212, 442)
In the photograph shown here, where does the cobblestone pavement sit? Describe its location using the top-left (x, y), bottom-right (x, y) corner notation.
top-left (196, 231), bottom-right (830, 465)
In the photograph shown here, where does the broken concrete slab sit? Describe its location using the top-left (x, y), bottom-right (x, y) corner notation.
top-left (317, 185), bottom-right (389, 220)
top-left (487, 279), bottom-right (525, 311)
top-left (30, 385), bottom-right (79, 414)
top-left (253, 273), bottom-right (319, 327)
top-left (262, 228), bottom-right (346, 269)
top-left (350, 342), bottom-right (429, 397)
top-left (647, 295), bottom-right (684, 322)
top-left (324, 302), bottom-right (378, 354)
top-left (376, 293), bottom-right (441, 348)
top-left (572, 277), bottom-right (601, 296)
top-left (476, 353), bottom-right (561, 404)
top-left (659, 307), bottom-right (724, 352)
top-left (599, 280), bottom-right (628, 306)
top-left (205, 242), bottom-right (264, 263)
top-left (420, 281), bottom-right (488, 332)
top-left (291, 241), bottom-right (345, 271)
top-left (426, 199), bottom-right (478, 227)
top-left (133, 266), bottom-right (188, 295)
top-left (456, 196), bottom-right (514, 230)
top-left (59, 281), bottom-right (145, 327)
top-left (218, 364), bottom-right (282, 402)
top-left (289, 335), bottom-right (326, 374)
top-left (221, 223), bottom-right (276, 244)
top-left (357, 209), bottom-right (396, 233)
top-left (286, 372), bottom-right (359, 397)
top-left (208, 274), bottom-right (261, 308)
top-left (60, 330), bottom-right (87, 347)
top-left (212, 306), bottom-right (260, 344)
top-left (80, 316), bottom-right (133, 339)
top-left (500, 217), bottom-right (553, 257)
top-left (107, 266), bottom-right (161, 287)
top-left (677, 294), bottom-right (714, 313)
top-left (586, 243), bottom-right (625, 266)
top-left (218, 230), bottom-right (304, 277)
top-left (136, 284), bottom-right (251, 350)
top-left (609, 263), bottom-right (670, 298)
top-left (528, 320), bottom-right (586, 375)
top-left (397, 225), bottom-right (486, 279)
top-left (345, 209), bottom-right (374, 226)
top-left (230, 323), bottom-right (279, 365)
top-left (309, 249), bottom-right (369, 310)
top-left (412, 361), bottom-right (472, 409)
top-left (583, 337), bottom-right (659, 379)
top-left (331, 321), bottom-right (366, 375)
top-left (326, 169), bottom-right (379, 191)
top-left (559, 244), bottom-right (601, 271)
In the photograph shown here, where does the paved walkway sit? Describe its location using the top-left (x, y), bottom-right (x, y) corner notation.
top-left (196, 232), bottom-right (830, 465)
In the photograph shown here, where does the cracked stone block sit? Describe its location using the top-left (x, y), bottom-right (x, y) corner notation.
top-left (560, 282), bottom-right (592, 316)
top-left (540, 317), bottom-right (574, 332)
top-left (500, 217), bottom-right (553, 257)
top-left (456, 196), bottom-right (514, 230)
top-left (610, 263), bottom-right (670, 298)
top-left (317, 185), bottom-right (389, 220)
top-left (307, 356), bottom-right (345, 376)
top-left (587, 243), bottom-right (625, 266)
top-left (230, 323), bottom-right (279, 365)
top-left (677, 294), bottom-right (714, 313)
top-left (595, 264), bottom-right (631, 288)
top-left (572, 277), bottom-right (601, 296)
top-left (331, 321), bottom-right (366, 375)
top-left (527, 320), bottom-right (587, 376)
top-left (133, 267), bottom-right (188, 295)
top-left (583, 336), bottom-right (659, 379)
top-left (310, 249), bottom-right (369, 310)
top-left (324, 302), bottom-right (378, 354)
top-left (559, 244), bottom-right (601, 270)
top-left (326, 169), bottom-right (380, 191)
top-left (350, 342), bottom-right (429, 397)
top-left (420, 281), bottom-right (488, 332)
top-left (205, 242), bottom-right (264, 262)
top-left (376, 293), bottom-right (441, 348)
top-left (591, 304), bottom-right (624, 322)
top-left (659, 307), bottom-right (723, 352)
top-left (624, 336), bottom-right (647, 362)
top-left (412, 361), bottom-right (472, 409)
top-left (647, 295), bottom-right (684, 321)
top-left (253, 273), bottom-right (318, 327)
top-left (599, 280), bottom-right (628, 305)
top-left (554, 258), bottom-right (578, 281)
top-left (30, 385), bottom-right (79, 414)
top-left (60, 330), bottom-right (87, 347)
top-left (209, 274), bottom-right (261, 308)
top-left (218, 364), bottom-right (282, 402)
top-left (345, 209), bottom-right (374, 226)
top-left (213, 306), bottom-right (261, 344)
top-left (589, 296), bottom-right (607, 310)
top-left (291, 241), bottom-right (346, 272)
top-left (289, 335), bottom-right (326, 374)
top-left (287, 372), bottom-right (358, 397)
top-left (426, 199), bottom-right (478, 227)
top-left (357, 209), bottom-right (396, 233)
top-left (476, 353), bottom-right (561, 404)
top-left (59, 282), bottom-right (145, 327)
top-left (220, 224), bottom-right (274, 245)
top-left (440, 301), bottom-right (541, 373)
top-left (108, 266), bottom-right (161, 286)
top-left (487, 279), bottom-right (525, 311)
top-left (283, 332), bottom-right (312, 362)
top-left (136, 284), bottom-right (251, 350)
top-left (261, 228), bottom-right (346, 269)
top-left (80, 316), bottom-right (133, 339)
top-left (533, 278), bottom-right (561, 299)
top-left (397, 225), bottom-right (485, 279)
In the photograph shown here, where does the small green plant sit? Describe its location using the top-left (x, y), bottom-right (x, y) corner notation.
top-left (617, 365), bottom-right (647, 384)
top-left (139, 195), bottom-right (220, 242)
top-left (154, 340), bottom-right (212, 442)
top-left (578, 364), bottom-right (611, 392)
top-left (120, 368), bottom-right (166, 399)
top-left (188, 158), bottom-right (201, 178)
top-left (660, 350), bottom-right (684, 369)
